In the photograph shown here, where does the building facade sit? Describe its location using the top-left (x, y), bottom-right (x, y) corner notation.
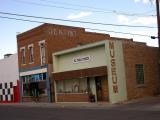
top-left (17, 23), bottom-right (160, 103)
top-left (17, 23), bottom-right (110, 102)
top-left (52, 40), bottom-right (160, 103)
top-left (0, 54), bottom-right (20, 103)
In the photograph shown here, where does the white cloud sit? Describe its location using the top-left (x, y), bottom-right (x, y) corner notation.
top-left (117, 15), bottom-right (129, 24)
top-left (117, 15), bottom-right (156, 25)
top-left (110, 29), bottom-right (158, 47)
top-left (131, 30), bottom-right (158, 47)
top-left (134, 0), bottom-right (155, 4)
top-left (135, 0), bottom-right (141, 3)
top-left (132, 16), bottom-right (156, 25)
top-left (67, 11), bottom-right (92, 20)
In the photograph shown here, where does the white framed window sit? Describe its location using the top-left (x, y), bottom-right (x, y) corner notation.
top-left (20, 47), bottom-right (26, 65)
top-left (28, 44), bottom-right (34, 63)
top-left (39, 40), bottom-right (46, 65)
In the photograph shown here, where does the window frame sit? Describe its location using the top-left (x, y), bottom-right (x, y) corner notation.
top-left (28, 44), bottom-right (34, 64)
top-left (135, 64), bottom-right (145, 86)
top-left (20, 46), bottom-right (26, 65)
top-left (39, 40), bottom-right (46, 65)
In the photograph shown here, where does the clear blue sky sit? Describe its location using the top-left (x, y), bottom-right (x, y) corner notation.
top-left (0, 0), bottom-right (157, 59)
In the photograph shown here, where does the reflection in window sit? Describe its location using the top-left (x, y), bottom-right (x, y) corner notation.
top-left (22, 73), bottom-right (47, 97)
top-left (21, 48), bottom-right (25, 65)
top-left (39, 41), bottom-right (45, 65)
top-left (28, 45), bottom-right (34, 63)
top-left (56, 78), bottom-right (87, 93)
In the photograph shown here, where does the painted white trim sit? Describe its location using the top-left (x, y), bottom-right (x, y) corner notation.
top-left (20, 46), bottom-right (25, 51)
top-left (20, 47), bottom-right (26, 65)
top-left (28, 44), bottom-right (34, 63)
top-left (54, 80), bottom-right (57, 103)
top-left (29, 62), bottom-right (34, 64)
top-left (39, 40), bottom-right (46, 65)
top-left (38, 40), bottom-right (45, 46)
top-left (20, 68), bottom-right (47, 76)
top-left (28, 44), bottom-right (34, 49)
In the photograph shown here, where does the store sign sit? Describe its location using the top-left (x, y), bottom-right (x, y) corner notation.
top-left (109, 41), bottom-right (118, 93)
top-left (48, 28), bottom-right (77, 37)
top-left (73, 56), bottom-right (91, 64)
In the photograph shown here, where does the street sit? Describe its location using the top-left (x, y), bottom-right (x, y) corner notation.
top-left (0, 97), bottom-right (160, 120)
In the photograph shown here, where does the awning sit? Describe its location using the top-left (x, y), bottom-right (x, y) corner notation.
top-left (52, 66), bottom-right (107, 81)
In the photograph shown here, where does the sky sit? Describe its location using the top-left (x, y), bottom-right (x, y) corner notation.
top-left (0, 0), bottom-right (158, 59)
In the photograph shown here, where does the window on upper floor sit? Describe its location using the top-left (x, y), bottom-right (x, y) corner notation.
top-left (135, 64), bottom-right (144, 85)
top-left (39, 40), bottom-right (46, 65)
top-left (20, 47), bottom-right (26, 65)
top-left (28, 44), bottom-right (34, 63)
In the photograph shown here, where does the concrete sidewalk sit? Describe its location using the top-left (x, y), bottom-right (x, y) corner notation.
top-left (0, 102), bottom-right (115, 109)
top-left (0, 96), bottom-right (160, 109)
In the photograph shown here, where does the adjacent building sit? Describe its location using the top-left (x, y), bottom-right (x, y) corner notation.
top-left (52, 40), bottom-right (160, 103)
top-left (17, 23), bottom-right (160, 103)
top-left (0, 54), bottom-right (20, 103)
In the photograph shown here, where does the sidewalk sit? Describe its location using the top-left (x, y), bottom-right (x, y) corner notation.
top-left (0, 102), bottom-right (116, 109)
top-left (0, 96), bottom-right (160, 109)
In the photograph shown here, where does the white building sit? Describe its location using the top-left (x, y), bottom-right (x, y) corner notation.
top-left (0, 53), bottom-right (20, 103)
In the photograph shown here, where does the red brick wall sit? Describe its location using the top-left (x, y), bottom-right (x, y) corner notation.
top-left (57, 93), bottom-right (89, 102)
top-left (123, 42), bottom-right (160, 100)
top-left (17, 23), bottom-right (110, 70)
top-left (17, 24), bottom-right (46, 69)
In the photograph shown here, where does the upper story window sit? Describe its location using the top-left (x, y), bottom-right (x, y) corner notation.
top-left (39, 40), bottom-right (46, 65)
top-left (20, 47), bottom-right (26, 65)
top-left (135, 64), bottom-right (144, 85)
top-left (28, 44), bottom-right (34, 63)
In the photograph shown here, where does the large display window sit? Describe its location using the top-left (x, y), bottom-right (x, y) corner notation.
top-left (56, 78), bottom-right (88, 93)
top-left (21, 73), bottom-right (47, 97)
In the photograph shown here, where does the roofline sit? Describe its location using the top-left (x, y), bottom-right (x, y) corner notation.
top-left (17, 23), bottom-right (85, 38)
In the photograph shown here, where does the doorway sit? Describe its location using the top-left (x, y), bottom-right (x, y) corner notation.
top-left (95, 76), bottom-right (108, 102)
top-left (29, 82), bottom-right (39, 101)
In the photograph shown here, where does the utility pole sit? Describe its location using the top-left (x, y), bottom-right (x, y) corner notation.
top-left (156, 0), bottom-right (160, 91)
top-left (156, 0), bottom-right (160, 50)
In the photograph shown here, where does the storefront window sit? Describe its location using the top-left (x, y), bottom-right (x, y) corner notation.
top-left (21, 73), bottom-right (47, 96)
top-left (56, 78), bottom-right (88, 93)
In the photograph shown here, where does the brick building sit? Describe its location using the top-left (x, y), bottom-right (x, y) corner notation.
top-left (17, 23), bottom-right (160, 103)
top-left (17, 23), bottom-right (110, 102)
top-left (52, 40), bottom-right (160, 103)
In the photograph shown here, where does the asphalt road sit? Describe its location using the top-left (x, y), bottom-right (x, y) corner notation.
top-left (0, 97), bottom-right (160, 120)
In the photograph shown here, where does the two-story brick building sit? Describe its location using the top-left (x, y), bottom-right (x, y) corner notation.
top-left (17, 23), bottom-right (160, 103)
top-left (17, 23), bottom-right (111, 102)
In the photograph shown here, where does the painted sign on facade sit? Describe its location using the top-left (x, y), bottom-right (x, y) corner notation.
top-left (109, 42), bottom-right (118, 93)
top-left (106, 41), bottom-right (127, 104)
top-left (48, 28), bottom-right (77, 37)
top-left (73, 55), bottom-right (91, 64)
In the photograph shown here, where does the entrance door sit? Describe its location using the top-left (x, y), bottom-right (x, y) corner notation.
top-left (95, 77), bottom-right (103, 101)
top-left (95, 76), bottom-right (108, 102)
top-left (30, 82), bottom-right (39, 101)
